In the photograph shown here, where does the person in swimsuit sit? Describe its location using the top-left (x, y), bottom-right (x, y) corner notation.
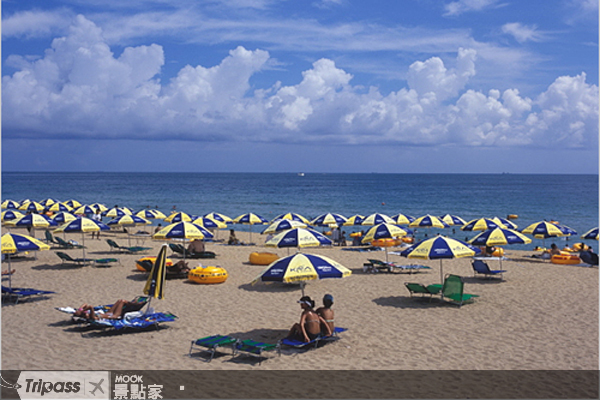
top-left (316, 294), bottom-right (335, 335)
top-left (287, 296), bottom-right (332, 342)
top-left (73, 299), bottom-right (135, 320)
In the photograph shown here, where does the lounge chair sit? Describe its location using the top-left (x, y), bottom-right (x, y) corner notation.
top-left (404, 282), bottom-right (442, 300)
top-left (169, 243), bottom-right (216, 259)
top-left (55, 236), bottom-right (86, 249)
top-left (56, 251), bottom-right (118, 267)
top-left (106, 239), bottom-right (151, 254)
top-left (2, 286), bottom-right (55, 304)
top-left (45, 230), bottom-right (60, 246)
top-left (364, 259), bottom-right (431, 274)
top-left (441, 274), bottom-right (479, 307)
top-left (136, 259), bottom-right (189, 279)
top-left (89, 312), bottom-right (177, 330)
top-left (233, 339), bottom-right (280, 364)
top-left (279, 327), bottom-right (347, 349)
top-left (189, 335), bottom-right (238, 362)
top-left (472, 259), bottom-right (506, 279)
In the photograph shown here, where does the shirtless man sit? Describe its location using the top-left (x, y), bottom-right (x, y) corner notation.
top-left (316, 294), bottom-right (335, 335)
top-left (287, 296), bottom-right (332, 342)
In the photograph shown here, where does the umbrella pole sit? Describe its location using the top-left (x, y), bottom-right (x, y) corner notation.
top-left (301, 282), bottom-right (306, 297)
top-left (8, 254), bottom-right (12, 290)
top-left (440, 259), bottom-right (444, 285)
top-left (81, 233), bottom-right (86, 261)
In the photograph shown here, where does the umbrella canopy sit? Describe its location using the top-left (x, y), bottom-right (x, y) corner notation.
top-left (203, 212), bottom-right (233, 223)
top-left (72, 205), bottom-right (98, 216)
top-left (272, 212), bottom-right (311, 224)
top-left (461, 218), bottom-right (505, 232)
top-left (64, 199), bottom-right (82, 209)
top-left (251, 253), bottom-right (351, 295)
top-left (191, 216), bottom-right (228, 230)
top-left (164, 211), bottom-right (193, 223)
top-left (491, 217), bottom-right (518, 230)
top-left (520, 221), bottom-right (565, 239)
top-left (144, 244), bottom-right (168, 301)
top-left (581, 227), bottom-right (599, 240)
top-left (5, 213), bottom-right (57, 229)
top-left (106, 214), bottom-right (151, 227)
top-left (343, 215), bottom-right (365, 226)
top-left (409, 214), bottom-right (449, 229)
top-left (54, 217), bottom-right (110, 260)
top-left (390, 213), bottom-right (415, 225)
top-left (310, 213), bottom-right (348, 227)
top-left (440, 214), bottom-right (467, 226)
top-left (361, 213), bottom-right (395, 226)
top-left (262, 219), bottom-right (307, 234)
top-left (103, 207), bottom-right (133, 218)
top-left (554, 223), bottom-right (577, 237)
top-left (2, 200), bottom-right (21, 209)
top-left (18, 201), bottom-right (45, 213)
top-left (51, 211), bottom-right (78, 224)
top-left (361, 223), bottom-right (412, 244)
top-left (2, 233), bottom-right (50, 289)
top-left (1, 210), bottom-right (24, 223)
top-left (136, 209), bottom-right (167, 220)
top-left (233, 213), bottom-right (268, 243)
top-left (39, 198), bottom-right (58, 207)
top-left (401, 235), bottom-right (480, 283)
top-left (90, 203), bottom-right (108, 213)
top-left (265, 228), bottom-right (332, 248)
top-left (469, 227), bottom-right (532, 247)
top-left (153, 221), bottom-right (214, 241)
top-left (47, 202), bottom-right (72, 213)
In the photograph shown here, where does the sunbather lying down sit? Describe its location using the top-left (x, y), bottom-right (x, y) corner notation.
top-left (73, 298), bottom-right (147, 320)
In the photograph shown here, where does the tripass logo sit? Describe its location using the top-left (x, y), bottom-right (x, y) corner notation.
top-left (15, 371), bottom-right (109, 399)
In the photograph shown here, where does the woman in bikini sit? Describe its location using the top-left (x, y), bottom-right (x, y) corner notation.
top-left (316, 294), bottom-right (335, 335)
top-left (73, 299), bottom-right (132, 320)
top-left (287, 296), bottom-right (332, 342)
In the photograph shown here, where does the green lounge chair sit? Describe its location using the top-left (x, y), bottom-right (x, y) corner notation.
top-left (106, 239), bottom-right (151, 254)
top-left (45, 230), bottom-right (60, 245)
top-left (234, 339), bottom-right (280, 364)
top-left (441, 274), bottom-right (479, 307)
top-left (404, 282), bottom-right (442, 300)
top-left (55, 236), bottom-right (86, 249)
top-left (56, 251), bottom-right (118, 267)
top-left (189, 335), bottom-right (238, 362)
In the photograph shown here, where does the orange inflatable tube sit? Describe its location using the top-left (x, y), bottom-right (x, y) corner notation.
top-left (551, 254), bottom-right (581, 265)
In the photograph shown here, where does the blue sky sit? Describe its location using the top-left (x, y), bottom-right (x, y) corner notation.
top-left (2, 0), bottom-right (598, 173)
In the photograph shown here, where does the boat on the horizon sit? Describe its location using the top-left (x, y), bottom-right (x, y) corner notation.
top-left (297, 173), bottom-right (305, 176)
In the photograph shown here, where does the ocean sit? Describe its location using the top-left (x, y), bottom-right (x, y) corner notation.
top-left (2, 172), bottom-right (598, 250)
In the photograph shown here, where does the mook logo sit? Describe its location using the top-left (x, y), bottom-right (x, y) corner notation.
top-left (16, 371), bottom-right (109, 399)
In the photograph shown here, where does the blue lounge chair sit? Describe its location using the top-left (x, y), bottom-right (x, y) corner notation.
top-left (472, 259), bottom-right (506, 280)
top-left (279, 327), bottom-right (348, 349)
top-left (2, 286), bottom-right (55, 304)
top-left (189, 335), bottom-right (238, 362)
top-left (89, 312), bottom-right (177, 330)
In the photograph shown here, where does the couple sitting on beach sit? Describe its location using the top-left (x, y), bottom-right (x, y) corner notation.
top-left (287, 294), bottom-right (335, 343)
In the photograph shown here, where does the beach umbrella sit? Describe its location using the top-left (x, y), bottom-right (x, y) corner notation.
top-left (272, 212), bottom-right (311, 224)
top-left (47, 202), bottom-right (72, 213)
top-left (103, 207), bottom-right (132, 218)
top-left (469, 228), bottom-right (532, 269)
top-left (361, 223), bottom-right (413, 261)
top-left (251, 253), bottom-right (351, 296)
top-left (361, 213), bottom-right (395, 226)
top-left (136, 209), bottom-right (167, 220)
top-left (64, 199), bottom-right (82, 209)
top-left (440, 214), bottom-right (467, 226)
top-left (265, 228), bottom-right (332, 254)
top-left (144, 244), bottom-right (168, 302)
top-left (391, 213), bottom-right (415, 225)
top-left (343, 215), bottom-right (365, 226)
top-left (72, 205), bottom-right (98, 216)
top-left (310, 213), bottom-right (348, 227)
top-left (233, 213), bottom-right (268, 244)
top-left (153, 222), bottom-right (214, 261)
top-left (90, 203), bottom-right (108, 213)
top-left (261, 219), bottom-right (307, 235)
top-left (54, 217), bottom-right (110, 260)
top-left (18, 201), bottom-right (45, 213)
top-left (107, 215), bottom-right (151, 246)
top-left (400, 235), bottom-right (481, 284)
top-left (461, 218), bottom-right (505, 232)
top-left (554, 223), bottom-right (577, 237)
top-left (581, 227), bottom-right (599, 240)
top-left (2, 200), bottom-right (20, 209)
top-left (491, 217), bottom-right (518, 230)
top-left (51, 211), bottom-right (78, 225)
top-left (203, 212), bottom-right (233, 224)
top-left (520, 221), bottom-right (565, 239)
top-left (409, 214), bottom-right (449, 229)
top-left (5, 214), bottom-right (57, 237)
top-left (1, 232), bottom-right (50, 289)
top-left (1, 210), bottom-right (24, 223)
top-left (164, 212), bottom-right (193, 223)
top-left (39, 198), bottom-right (58, 208)
top-left (191, 216), bottom-right (228, 230)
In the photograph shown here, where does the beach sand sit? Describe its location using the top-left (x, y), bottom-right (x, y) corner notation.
top-left (1, 228), bottom-right (598, 397)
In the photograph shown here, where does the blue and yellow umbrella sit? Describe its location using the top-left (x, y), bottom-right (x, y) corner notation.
top-left (251, 253), bottom-right (351, 295)
top-left (469, 227), bottom-right (531, 247)
top-left (192, 216), bottom-right (228, 229)
top-left (440, 214), bottom-right (467, 226)
top-left (144, 244), bottom-right (168, 301)
top-left (343, 215), bottom-right (365, 226)
top-left (136, 209), bottom-right (167, 220)
top-left (401, 235), bottom-right (480, 283)
top-left (261, 219), bottom-right (307, 235)
top-left (51, 211), bottom-right (78, 225)
top-left (271, 212), bottom-right (311, 224)
top-left (462, 218), bottom-right (505, 232)
top-left (2, 200), bottom-right (21, 209)
top-left (1, 210), bottom-right (24, 223)
top-left (54, 217), bottom-right (110, 259)
top-left (391, 213), bottom-right (415, 225)
top-left (491, 217), bottom-right (517, 230)
top-left (203, 212), bottom-right (233, 223)
top-left (409, 214), bottom-right (449, 229)
top-left (47, 202), bottom-right (72, 213)
top-left (18, 201), bottom-right (45, 213)
top-left (265, 228), bottom-right (332, 249)
top-left (103, 207), bottom-right (133, 218)
top-left (234, 213), bottom-right (268, 243)
top-left (72, 205), bottom-right (98, 216)
top-left (581, 227), bottom-right (599, 240)
top-left (1, 232), bottom-right (50, 289)
top-left (164, 211), bottom-right (193, 223)
top-left (39, 198), bottom-right (58, 208)
top-left (64, 199), bottom-right (82, 209)
top-left (361, 213), bottom-right (395, 226)
top-left (153, 221), bottom-right (214, 241)
top-left (520, 221), bottom-right (565, 239)
top-left (361, 223), bottom-right (412, 244)
top-left (5, 213), bottom-right (57, 230)
top-left (310, 213), bottom-right (347, 227)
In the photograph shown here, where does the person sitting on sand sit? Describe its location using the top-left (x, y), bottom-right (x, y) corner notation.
top-left (187, 239), bottom-right (205, 254)
top-left (287, 296), bottom-right (332, 342)
top-left (228, 229), bottom-right (240, 245)
top-left (484, 245), bottom-right (496, 257)
top-left (73, 299), bottom-right (137, 320)
top-left (533, 243), bottom-right (562, 259)
top-left (316, 294), bottom-right (335, 335)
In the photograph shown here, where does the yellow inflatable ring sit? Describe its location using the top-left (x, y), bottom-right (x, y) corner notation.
top-left (491, 248), bottom-right (504, 257)
top-left (249, 252), bottom-right (279, 265)
top-left (402, 237), bottom-right (414, 244)
top-left (371, 238), bottom-right (401, 247)
top-left (551, 254), bottom-right (581, 265)
top-left (188, 266), bottom-right (228, 284)
top-left (136, 257), bottom-right (173, 272)
top-left (349, 232), bottom-right (362, 238)
top-left (572, 243), bottom-right (589, 252)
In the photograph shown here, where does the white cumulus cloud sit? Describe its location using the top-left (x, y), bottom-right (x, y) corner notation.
top-left (2, 15), bottom-right (598, 151)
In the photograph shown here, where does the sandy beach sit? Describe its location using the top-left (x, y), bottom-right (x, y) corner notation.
top-left (2, 227), bottom-right (598, 397)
